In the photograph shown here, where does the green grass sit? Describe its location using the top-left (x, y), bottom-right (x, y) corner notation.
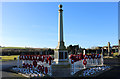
top-left (0, 55), bottom-right (19, 61)
top-left (1, 47), bottom-right (26, 49)
top-left (113, 52), bottom-right (119, 56)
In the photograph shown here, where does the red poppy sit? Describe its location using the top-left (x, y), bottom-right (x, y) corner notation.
top-left (45, 67), bottom-right (48, 74)
top-left (22, 63), bottom-right (25, 68)
top-left (19, 55), bottom-right (23, 60)
top-left (83, 59), bottom-right (87, 65)
top-left (25, 63), bottom-right (29, 68)
top-left (38, 65), bottom-right (42, 71)
top-left (33, 60), bottom-right (37, 67)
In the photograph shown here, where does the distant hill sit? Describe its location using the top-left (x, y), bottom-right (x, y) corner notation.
top-left (1, 47), bottom-right (55, 50)
top-left (1, 47), bottom-right (26, 49)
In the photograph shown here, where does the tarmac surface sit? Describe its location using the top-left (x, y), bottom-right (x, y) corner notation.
top-left (95, 58), bottom-right (120, 79)
top-left (0, 60), bottom-right (24, 78)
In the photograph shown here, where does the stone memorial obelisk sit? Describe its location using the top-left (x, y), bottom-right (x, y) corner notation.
top-left (54, 4), bottom-right (69, 64)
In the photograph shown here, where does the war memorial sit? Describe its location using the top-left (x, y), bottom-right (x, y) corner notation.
top-left (11, 4), bottom-right (112, 78)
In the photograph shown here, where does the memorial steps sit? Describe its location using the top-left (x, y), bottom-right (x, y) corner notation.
top-left (51, 65), bottom-right (71, 77)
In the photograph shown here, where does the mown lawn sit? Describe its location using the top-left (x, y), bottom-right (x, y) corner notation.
top-left (0, 55), bottom-right (19, 61)
top-left (113, 52), bottom-right (119, 56)
top-left (1, 47), bottom-right (26, 49)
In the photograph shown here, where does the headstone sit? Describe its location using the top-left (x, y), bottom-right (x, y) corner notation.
top-left (83, 50), bottom-right (86, 55)
top-left (108, 42), bottom-right (111, 56)
top-left (118, 39), bottom-right (120, 55)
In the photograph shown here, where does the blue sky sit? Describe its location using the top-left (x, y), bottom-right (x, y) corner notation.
top-left (2, 2), bottom-right (118, 49)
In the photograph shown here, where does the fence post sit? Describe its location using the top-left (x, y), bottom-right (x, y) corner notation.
top-left (101, 54), bottom-right (104, 65)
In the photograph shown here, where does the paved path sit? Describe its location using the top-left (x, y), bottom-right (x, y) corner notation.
top-left (0, 60), bottom-right (24, 78)
top-left (0, 60), bottom-right (17, 71)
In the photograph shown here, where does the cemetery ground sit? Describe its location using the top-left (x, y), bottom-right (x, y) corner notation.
top-left (0, 56), bottom-right (120, 78)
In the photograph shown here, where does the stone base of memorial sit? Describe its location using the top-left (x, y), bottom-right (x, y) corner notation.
top-left (54, 48), bottom-right (69, 65)
top-left (52, 61), bottom-right (71, 68)
top-left (52, 49), bottom-right (71, 77)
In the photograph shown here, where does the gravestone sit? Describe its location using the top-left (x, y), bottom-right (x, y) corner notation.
top-left (118, 39), bottom-right (120, 55)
